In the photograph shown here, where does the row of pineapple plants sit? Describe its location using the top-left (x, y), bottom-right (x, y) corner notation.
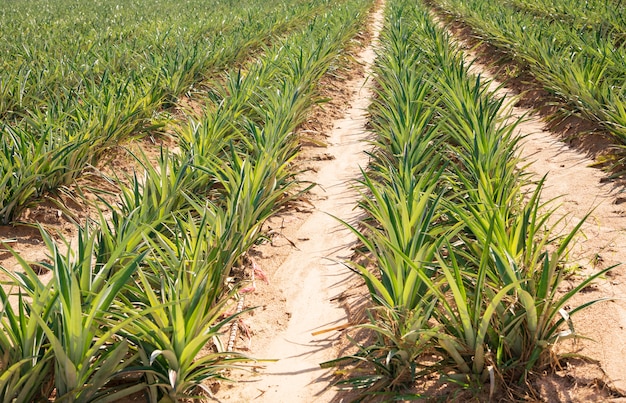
top-left (0, 0), bottom-right (373, 401)
top-left (428, 0), bottom-right (626, 169)
top-left (0, 0), bottom-right (342, 224)
top-left (325, 0), bottom-right (611, 398)
top-left (508, 0), bottom-right (626, 40)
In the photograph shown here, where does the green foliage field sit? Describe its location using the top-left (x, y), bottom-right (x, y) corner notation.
top-left (0, 0), bottom-right (373, 400)
top-left (0, 0), bottom-right (330, 223)
top-left (323, 0), bottom-right (614, 399)
top-left (0, 0), bottom-right (617, 400)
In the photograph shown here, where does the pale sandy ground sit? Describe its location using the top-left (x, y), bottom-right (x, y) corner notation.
top-left (515, 120), bottom-right (626, 397)
top-left (521, 128), bottom-right (626, 395)
top-left (213, 5), bottom-right (384, 402)
top-left (467, 58), bottom-right (626, 398)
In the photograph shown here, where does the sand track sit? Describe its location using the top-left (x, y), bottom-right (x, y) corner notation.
top-left (213, 3), bottom-right (384, 402)
top-left (462, 40), bottom-right (626, 399)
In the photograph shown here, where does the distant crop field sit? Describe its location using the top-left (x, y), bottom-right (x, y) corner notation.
top-left (0, 0), bottom-right (321, 223)
top-left (432, 0), bottom-right (626, 167)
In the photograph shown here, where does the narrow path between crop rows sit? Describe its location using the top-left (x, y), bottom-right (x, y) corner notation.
top-left (514, 115), bottom-right (626, 397)
top-left (214, 4), bottom-right (384, 402)
top-left (463, 45), bottom-right (626, 397)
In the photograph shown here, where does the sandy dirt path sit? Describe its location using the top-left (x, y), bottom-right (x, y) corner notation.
top-left (214, 4), bottom-right (384, 402)
top-left (464, 55), bottom-right (626, 396)
top-left (515, 117), bottom-right (626, 396)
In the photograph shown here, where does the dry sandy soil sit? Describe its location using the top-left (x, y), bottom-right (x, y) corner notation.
top-left (2, 1), bottom-right (626, 402)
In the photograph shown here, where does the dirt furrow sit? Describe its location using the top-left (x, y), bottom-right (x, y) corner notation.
top-left (214, 4), bottom-right (384, 402)
top-left (466, 47), bottom-right (626, 398)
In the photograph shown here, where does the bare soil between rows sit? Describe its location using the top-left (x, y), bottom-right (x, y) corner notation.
top-left (442, 11), bottom-right (626, 401)
top-left (2, 1), bottom-right (626, 402)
